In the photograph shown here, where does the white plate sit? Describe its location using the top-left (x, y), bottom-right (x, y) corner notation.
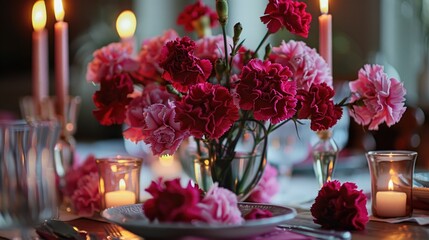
top-left (101, 202), bottom-right (296, 239)
top-left (414, 172), bottom-right (429, 187)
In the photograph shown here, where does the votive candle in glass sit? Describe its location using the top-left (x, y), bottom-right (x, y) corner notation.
top-left (96, 156), bottom-right (143, 209)
top-left (366, 151), bottom-right (417, 218)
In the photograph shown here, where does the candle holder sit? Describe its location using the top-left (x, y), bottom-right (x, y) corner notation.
top-left (96, 156), bottom-right (143, 209)
top-left (366, 150), bottom-right (417, 218)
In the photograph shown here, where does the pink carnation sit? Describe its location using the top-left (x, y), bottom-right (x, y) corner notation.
top-left (138, 30), bottom-right (179, 84)
top-left (270, 40), bottom-right (332, 91)
top-left (246, 163), bottom-right (279, 203)
top-left (236, 59), bottom-right (297, 124)
top-left (126, 103), bottom-right (189, 156)
top-left (159, 36), bottom-right (212, 93)
top-left (175, 82), bottom-right (239, 139)
top-left (86, 42), bottom-right (139, 84)
top-left (198, 183), bottom-right (243, 224)
top-left (177, 0), bottom-right (218, 32)
top-left (71, 172), bottom-right (101, 217)
top-left (348, 64), bottom-right (407, 130)
top-left (260, 0), bottom-right (312, 37)
top-left (63, 155), bottom-right (97, 198)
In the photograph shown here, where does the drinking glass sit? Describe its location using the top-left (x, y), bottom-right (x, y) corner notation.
top-left (0, 120), bottom-right (60, 239)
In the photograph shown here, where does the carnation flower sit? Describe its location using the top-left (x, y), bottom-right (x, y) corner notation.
top-left (71, 172), bottom-right (101, 217)
top-left (177, 0), bottom-right (218, 32)
top-left (175, 82), bottom-right (239, 139)
top-left (310, 180), bottom-right (369, 230)
top-left (236, 59), bottom-right (297, 124)
top-left (269, 40), bottom-right (332, 91)
top-left (246, 163), bottom-right (280, 203)
top-left (159, 36), bottom-right (212, 92)
top-left (198, 183), bottom-right (243, 224)
top-left (297, 83), bottom-right (343, 131)
top-left (260, 0), bottom-right (312, 37)
top-left (63, 155), bottom-right (97, 198)
top-left (125, 103), bottom-right (189, 156)
top-left (137, 30), bottom-right (179, 84)
top-left (348, 64), bottom-right (407, 130)
top-left (92, 74), bottom-right (134, 126)
top-left (143, 178), bottom-right (204, 222)
top-left (86, 42), bottom-right (139, 84)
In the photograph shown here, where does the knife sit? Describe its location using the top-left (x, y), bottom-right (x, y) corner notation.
top-left (278, 224), bottom-right (352, 240)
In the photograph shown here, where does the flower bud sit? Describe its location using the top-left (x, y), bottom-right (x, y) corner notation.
top-left (233, 22), bottom-right (243, 45)
top-left (215, 58), bottom-right (226, 81)
top-left (263, 43), bottom-right (272, 60)
top-left (216, 0), bottom-right (228, 26)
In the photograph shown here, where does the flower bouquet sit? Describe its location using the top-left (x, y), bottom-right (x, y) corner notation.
top-left (86, 0), bottom-right (407, 198)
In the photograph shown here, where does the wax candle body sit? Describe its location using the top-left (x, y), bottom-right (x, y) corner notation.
top-left (319, 14), bottom-right (332, 71)
top-left (32, 29), bottom-right (49, 103)
top-left (54, 21), bottom-right (69, 115)
top-left (105, 190), bottom-right (136, 208)
top-left (375, 191), bottom-right (407, 217)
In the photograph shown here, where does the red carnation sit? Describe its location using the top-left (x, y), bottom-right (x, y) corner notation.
top-left (143, 179), bottom-right (204, 222)
top-left (177, 0), bottom-right (218, 32)
top-left (159, 36), bottom-right (212, 93)
top-left (260, 0), bottom-right (312, 37)
top-left (311, 180), bottom-right (369, 231)
top-left (175, 82), bottom-right (239, 139)
top-left (296, 83), bottom-right (342, 131)
top-left (92, 73), bottom-right (134, 126)
top-left (236, 59), bottom-right (297, 124)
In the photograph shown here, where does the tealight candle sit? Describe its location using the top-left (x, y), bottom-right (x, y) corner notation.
top-left (375, 179), bottom-right (407, 217)
top-left (105, 179), bottom-right (136, 208)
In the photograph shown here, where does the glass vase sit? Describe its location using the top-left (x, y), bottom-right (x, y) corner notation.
top-left (312, 130), bottom-right (339, 187)
top-left (178, 120), bottom-right (268, 200)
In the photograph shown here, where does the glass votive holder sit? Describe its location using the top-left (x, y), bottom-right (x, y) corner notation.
top-left (96, 156), bottom-right (143, 209)
top-left (366, 151), bottom-right (417, 218)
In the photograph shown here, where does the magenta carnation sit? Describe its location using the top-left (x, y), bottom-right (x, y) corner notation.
top-left (236, 59), bottom-right (297, 124)
top-left (260, 0), bottom-right (312, 37)
top-left (348, 64), bottom-right (407, 130)
top-left (198, 183), bottom-right (243, 224)
top-left (86, 42), bottom-right (139, 84)
top-left (71, 172), bottom-right (101, 217)
top-left (270, 40), bottom-right (332, 91)
top-left (311, 180), bottom-right (368, 230)
top-left (175, 82), bottom-right (239, 139)
top-left (159, 36), bottom-right (212, 93)
top-left (137, 30), bottom-right (179, 84)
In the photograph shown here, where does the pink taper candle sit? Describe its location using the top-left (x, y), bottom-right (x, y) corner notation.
top-left (319, 0), bottom-right (332, 72)
top-left (54, 0), bottom-right (69, 115)
top-left (32, 0), bottom-right (49, 103)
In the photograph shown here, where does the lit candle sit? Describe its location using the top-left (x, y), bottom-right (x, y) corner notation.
top-left (32, 0), bottom-right (49, 104)
top-left (105, 179), bottom-right (136, 208)
top-left (375, 179), bottom-right (407, 217)
top-left (54, 0), bottom-right (69, 115)
top-left (116, 10), bottom-right (137, 49)
top-left (319, 0), bottom-right (332, 71)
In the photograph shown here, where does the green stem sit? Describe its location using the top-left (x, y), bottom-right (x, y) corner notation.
top-left (221, 24), bottom-right (230, 88)
top-left (252, 30), bottom-right (271, 59)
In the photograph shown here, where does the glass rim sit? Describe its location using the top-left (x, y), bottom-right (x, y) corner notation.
top-left (366, 150), bottom-right (417, 156)
top-left (96, 156), bottom-right (143, 164)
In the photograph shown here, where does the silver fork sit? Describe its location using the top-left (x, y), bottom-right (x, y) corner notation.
top-left (104, 224), bottom-right (123, 239)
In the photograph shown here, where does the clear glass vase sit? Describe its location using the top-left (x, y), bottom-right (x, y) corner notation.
top-left (178, 120), bottom-right (268, 200)
top-left (312, 130), bottom-right (339, 187)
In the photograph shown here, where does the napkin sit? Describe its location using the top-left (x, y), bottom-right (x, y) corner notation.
top-left (369, 209), bottom-right (429, 225)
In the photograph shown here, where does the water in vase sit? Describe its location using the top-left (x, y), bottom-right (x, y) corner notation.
top-left (313, 151), bottom-right (337, 187)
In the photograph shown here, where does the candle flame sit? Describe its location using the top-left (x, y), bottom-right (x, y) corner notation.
top-left (388, 179), bottom-right (394, 191)
top-left (32, 1), bottom-right (47, 31)
top-left (320, 0), bottom-right (329, 14)
top-left (54, 0), bottom-right (65, 22)
top-left (159, 154), bottom-right (174, 167)
top-left (116, 10), bottom-right (137, 39)
top-left (119, 179), bottom-right (126, 191)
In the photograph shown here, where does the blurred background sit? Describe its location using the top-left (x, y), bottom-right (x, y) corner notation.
top-left (0, 0), bottom-right (428, 166)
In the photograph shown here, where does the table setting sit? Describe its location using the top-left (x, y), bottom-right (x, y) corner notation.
top-left (2, 0), bottom-right (429, 239)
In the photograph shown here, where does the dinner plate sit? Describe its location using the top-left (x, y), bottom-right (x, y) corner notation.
top-left (101, 202), bottom-right (296, 239)
top-left (414, 172), bottom-right (429, 187)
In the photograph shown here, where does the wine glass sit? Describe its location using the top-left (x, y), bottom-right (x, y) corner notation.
top-left (0, 120), bottom-right (60, 239)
